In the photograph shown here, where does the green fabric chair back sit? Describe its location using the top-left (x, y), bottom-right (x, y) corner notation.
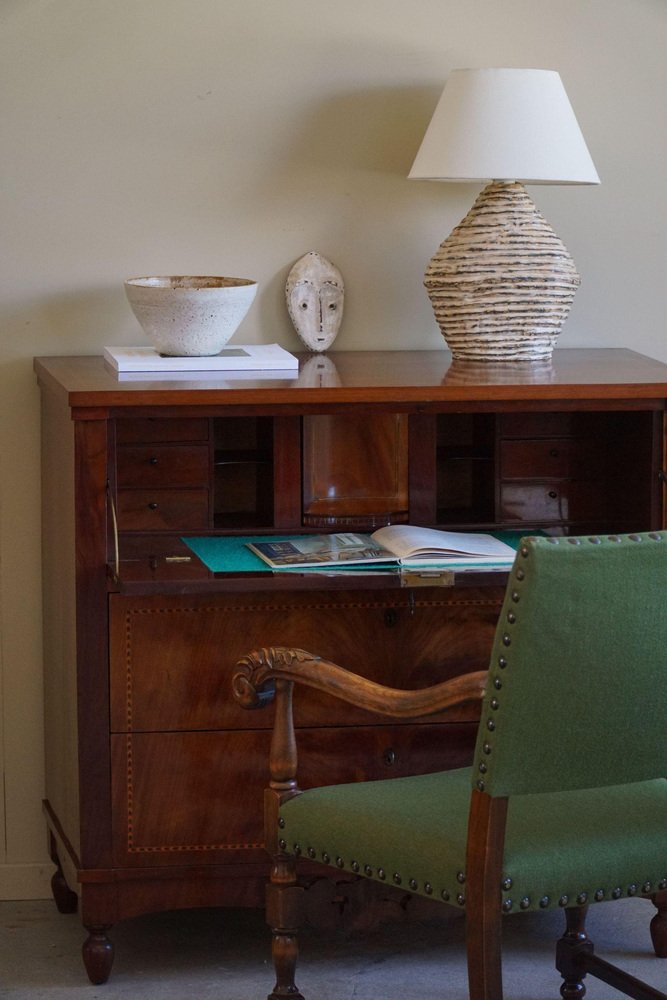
top-left (473, 532), bottom-right (667, 797)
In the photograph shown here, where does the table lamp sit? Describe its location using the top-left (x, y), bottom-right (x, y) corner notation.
top-left (409, 68), bottom-right (600, 361)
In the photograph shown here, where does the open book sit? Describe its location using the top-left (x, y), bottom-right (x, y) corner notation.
top-left (245, 525), bottom-right (517, 570)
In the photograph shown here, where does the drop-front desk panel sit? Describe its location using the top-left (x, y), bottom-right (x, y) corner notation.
top-left (35, 349), bottom-right (667, 981)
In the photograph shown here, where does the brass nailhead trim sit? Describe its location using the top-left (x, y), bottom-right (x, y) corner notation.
top-left (576, 892), bottom-right (588, 905)
top-left (502, 899), bottom-right (513, 912)
top-left (351, 860), bottom-right (360, 873)
top-left (441, 889), bottom-right (450, 901)
top-left (307, 847), bottom-right (316, 859)
top-left (424, 882), bottom-right (433, 895)
top-left (627, 883), bottom-right (637, 896)
top-left (377, 867), bottom-right (386, 880)
top-left (393, 873), bottom-right (402, 885)
top-left (322, 852), bottom-right (330, 863)
top-left (456, 893), bottom-right (465, 906)
top-left (594, 889), bottom-right (605, 902)
top-left (558, 895), bottom-right (569, 907)
top-left (335, 856), bottom-right (344, 869)
top-left (278, 839), bottom-right (287, 850)
top-left (520, 897), bottom-right (530, 909)
top-left (539, 896), bottom-right (550, 908)
top-left (364, 864), bottom-right (373, 876)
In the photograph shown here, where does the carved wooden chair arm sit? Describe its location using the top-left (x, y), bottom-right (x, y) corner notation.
top-left (232, 646), bottom-right (487, 719)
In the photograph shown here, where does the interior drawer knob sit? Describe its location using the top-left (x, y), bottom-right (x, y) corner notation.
top-left (148, 501), bottom-right (159, 510)
top-left (382, 748), bottom-right (396, 767)
top-left (149, 456), bottom-right (159, 465)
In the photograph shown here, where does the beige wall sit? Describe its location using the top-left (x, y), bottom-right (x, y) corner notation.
top-left (1, 0), bottom-right (666, 898)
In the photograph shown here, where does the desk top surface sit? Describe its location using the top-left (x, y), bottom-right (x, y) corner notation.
top-left (34, 348), bottom-right (667, 411)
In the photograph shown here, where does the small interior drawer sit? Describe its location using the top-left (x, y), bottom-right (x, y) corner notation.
top-left (498, 412), bottom-right (581, 438)
top-left (116, 489), bottom-right (211, 530)
top-left (115, 418), bottom-right (210, 445)
top-left (500, 438), bottom-right (603, 479)
top-left (117, 445), bottom-right (209, 488)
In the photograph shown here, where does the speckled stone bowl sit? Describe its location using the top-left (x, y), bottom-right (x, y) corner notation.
top-left (124, 276), bottom-right (258, 356)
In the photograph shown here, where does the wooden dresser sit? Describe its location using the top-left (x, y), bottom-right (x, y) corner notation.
top-left (34, 348), bottom-right (667, 981)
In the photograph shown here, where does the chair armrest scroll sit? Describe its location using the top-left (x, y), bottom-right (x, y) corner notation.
top-left (232, 646), bottom-right (487, 718)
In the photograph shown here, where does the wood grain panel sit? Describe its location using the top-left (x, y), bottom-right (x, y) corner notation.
top-left (109, 589), bottom-right (503, 734)
top-left (110, 723), bottom-right (477, 866)
top-left (302, 412), bottom-right (408, 526)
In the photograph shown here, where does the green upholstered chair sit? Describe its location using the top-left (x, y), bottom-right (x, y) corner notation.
top-left (233, 532), bottom-right (667, 1000)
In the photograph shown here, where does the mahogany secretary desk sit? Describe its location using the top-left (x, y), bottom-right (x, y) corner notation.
top-left (35, 348), bottom-right (667, 982)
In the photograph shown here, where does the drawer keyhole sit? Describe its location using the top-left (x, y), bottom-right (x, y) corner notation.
top-left (549, 448), bottom-right (559, 458)
top-left (384, 609), bottom-right (398, 628)
top-left (382, 748), bottom-right (396, 767)
top-left (548, 490), bottom-right (558, 500)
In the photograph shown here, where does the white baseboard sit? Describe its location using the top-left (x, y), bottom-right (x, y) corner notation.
top-left (0, 863), bottom-right (53, 900)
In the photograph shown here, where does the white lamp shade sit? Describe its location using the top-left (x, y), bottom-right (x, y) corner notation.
top-left (409, 68), bottom-right (600, 185)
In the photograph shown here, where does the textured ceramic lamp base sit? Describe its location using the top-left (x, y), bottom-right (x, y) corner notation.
top-left (425, 181), bottom-right (580, 361)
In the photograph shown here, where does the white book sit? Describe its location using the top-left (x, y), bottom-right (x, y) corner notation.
top-left (103, 343), bottom-right (298, 373)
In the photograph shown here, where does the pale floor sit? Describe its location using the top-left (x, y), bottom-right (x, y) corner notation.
top-left (0, 895), bottom-right (665, 999)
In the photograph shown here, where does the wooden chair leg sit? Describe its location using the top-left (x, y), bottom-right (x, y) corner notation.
top-left (556, 905), bottom-right (592, 1000)
top-left (465, 791), bottom-right (507, 1000)
top-left (265, 855), bottom-right (305, 1000)
top-left (650, 890), bottom-right (667, 958)
top-left (466, 905), bottom-right (503, 1000)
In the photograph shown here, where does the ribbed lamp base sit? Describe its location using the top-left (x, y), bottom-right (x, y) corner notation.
top-left (424, 182), bottom-right (580, 362)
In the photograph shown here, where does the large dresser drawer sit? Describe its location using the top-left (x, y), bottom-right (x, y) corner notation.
top-left (109, 589), bottom-right (503, 734)
top-left (110, 723), bottom-right (478, 867)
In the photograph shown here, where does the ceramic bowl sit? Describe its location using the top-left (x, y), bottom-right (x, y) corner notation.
top-left (124, 275), bottom-right (258, 356)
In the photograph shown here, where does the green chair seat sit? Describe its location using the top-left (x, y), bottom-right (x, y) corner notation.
top-left (281, 768), bottom-right (667, 913)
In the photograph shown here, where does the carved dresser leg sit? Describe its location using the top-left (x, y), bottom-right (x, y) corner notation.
top-left (650, 890), bottom-right (667, 958)
top-left (266, 856), bottom-right (305, 1000)
top-left (82, 925), bottom-right (115, 985)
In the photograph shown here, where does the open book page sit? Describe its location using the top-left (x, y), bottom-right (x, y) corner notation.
top-left (245, 527), bottom-right (517, 570)
top-left (246, 533), bottom-right (394, 568)
top-left (370, 525), bottom-right (517, 565)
